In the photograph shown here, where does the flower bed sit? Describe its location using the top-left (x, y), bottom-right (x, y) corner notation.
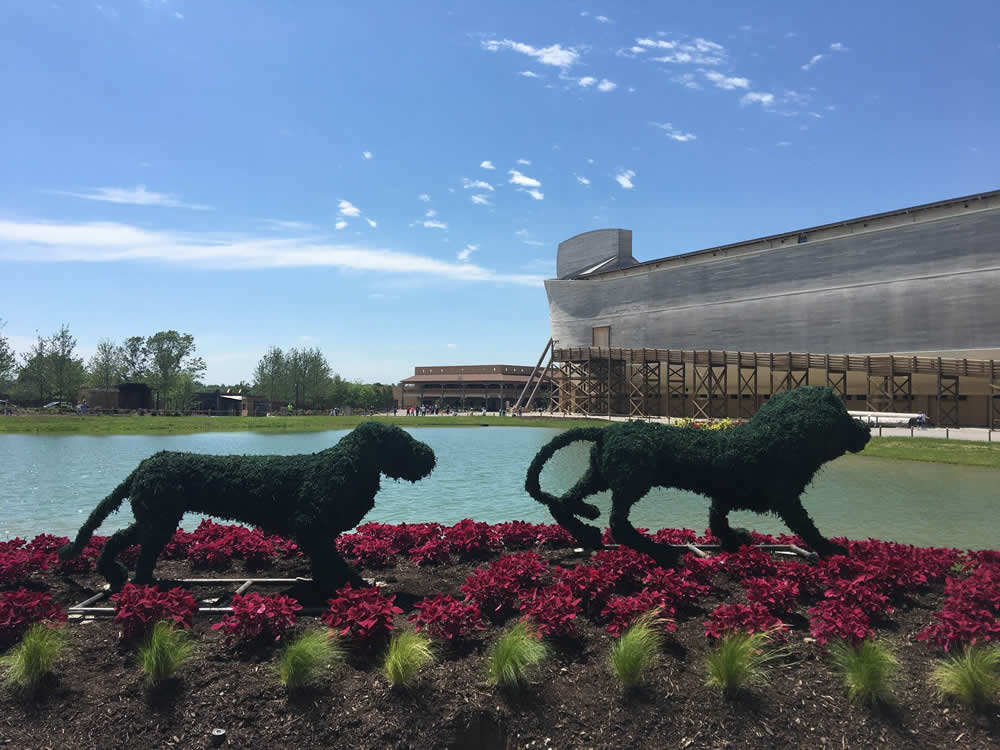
top-left (0, 521), bottom-right (997, 749)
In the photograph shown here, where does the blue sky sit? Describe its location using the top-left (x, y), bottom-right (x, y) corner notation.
top-left (2, 1), bottom-right (997, 383)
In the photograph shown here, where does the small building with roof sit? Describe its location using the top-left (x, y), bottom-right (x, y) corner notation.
top-left (398, 365), bottom-right (553, 411)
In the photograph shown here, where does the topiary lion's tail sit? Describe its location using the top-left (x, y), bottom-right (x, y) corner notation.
top-left (524, 427), bottom-right (606, 520)
top-left (58, 470), bottom-right (137, 560)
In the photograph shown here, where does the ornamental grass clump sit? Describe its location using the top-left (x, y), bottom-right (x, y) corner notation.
top-left (608, 610), bottom-right (665, 690)
top-left (276, 629), bottom-right (342, 692)
top-left (0, 623), bottom-right (66, 696)
top-left (137, 621), bottom-right (194, 686)
top-left (827, 639), bottom-right (900, 705)
top-left (929, 644), bottom-right (1000, 710)
top-left (704, 629), bottom-right (785, 697)
top-left (382, 630), bottom-right (435, 689)
top-left (486, 621), bottom-right (550, 690)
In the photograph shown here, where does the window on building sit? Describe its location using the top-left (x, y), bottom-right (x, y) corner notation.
top-left (592, 326), bottom-right (610, 348)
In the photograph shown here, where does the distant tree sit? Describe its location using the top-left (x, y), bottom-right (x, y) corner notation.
top-left (118, 336), bottom-right (151, 382)
top-left (0, 318), bottom-right (15, 392)
top-left (252, 346), bottom-right (287, 402)
top-left (17, 334), bottom-right (50, 403)
top-left (87, 338), bottom-right (124, 389)
top-left (146, 331), bottom-right (205, 409)
top-left (328, 373), bottom-right (350, 408)
top-left (286, 347), bottom-right (331, 409)
top-left (47, 324), bottom-right (86, 401)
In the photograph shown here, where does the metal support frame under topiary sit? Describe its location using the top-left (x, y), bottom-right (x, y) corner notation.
top-left (525, 386), bottom-right (871, 567)
top-left (59, 422), bottom-right (436, 592)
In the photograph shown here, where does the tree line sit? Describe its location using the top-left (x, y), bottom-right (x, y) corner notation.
top-left (0, 320), bottom-right (394, 411)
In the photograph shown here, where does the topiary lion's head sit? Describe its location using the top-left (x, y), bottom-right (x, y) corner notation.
top-left (755, 386), bottom-right (870, 460)
top-left (356, 422), bottom-right (437, 482)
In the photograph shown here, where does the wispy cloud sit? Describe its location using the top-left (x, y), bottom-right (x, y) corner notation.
top-left (508, 169), bottom-right (541, 188)
top-left (424, 208), bottom-right (438, 218)
top-left (457, 243), bottom-right (479, 261)
top-left (516, 229), bottom-right (545, 247)
top-left (740, 91), bottom-right (775, 107)
top-left (335, 220), bottom-right (348, 230)
top-left (615, 169), bottom-right (636, 189)
top-left (523, 189), bottom-right (544, 200)
top-left (578, 76), bottom-right (597, 87)
top-left (637, 36), bottom-right (726, 65)
top-left (776, 141), bottom-right (791, 147)
top-left (673, 72), bottom-right (701, 89)
top-left (651, 122), bottom-right (697, 142)
top-left (338, 200), bottom-right (361, 217)
top-left (421, 219), bottom-right (448, 229)
top-left (516, 158), bottom-right (531, 165)
top-left (418, 193), bottom-right (431, 202)
top-left (362, 150), bottom-right (373, 160)
top-left (801, 53), bottom-right (825, 71)
top-left (0, 219), bottom-right (543, 285)
top-left (830, 42), bottom-right (848, 52)
top-left (703, 71), bottom-right (749, 89)
top-left (518, 70), bottom-right (541, 78)
top-left (576, 175), bottom-right (591, 185)
top-left (462, 178), bottom-right (495, 191)
top-left (470, 194), bottom-right (492, 206)
top-left (481, 38), bottom-right (580, 68)
top-left (55, 185), bottom-right (212, 210)
top-left (263, 219), bottom-right (317, 232)
top-left (480, 160), bottom-right (496, 170)
top-left (365, 218), bottom-right (377, 228)
top-left (595, 15), bottom-right (611, 23)
top-left (596, 79), bottom-right (617, 92)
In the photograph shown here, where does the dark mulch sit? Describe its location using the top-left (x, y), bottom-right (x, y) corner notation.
top-left (2, 551), bottom-right (998, 750)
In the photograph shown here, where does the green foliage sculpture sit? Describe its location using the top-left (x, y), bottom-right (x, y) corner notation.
top-left (59, 422), bottom-right (436, 591)
top-left (525, 386), bottom-right (870, 565)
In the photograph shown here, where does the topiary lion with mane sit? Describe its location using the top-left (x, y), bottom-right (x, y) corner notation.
top-left (60, 422), bottom-right (436, 591)
top-left (526, 386), bottom-right (870, 566)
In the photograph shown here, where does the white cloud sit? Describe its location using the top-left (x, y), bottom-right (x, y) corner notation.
top-left (616, 45), bottom-right (647, 58)
top-left (337, 200), bottom-right (361, 217)
top-left (0, 219), bottom-right (543, 285)
top-left (425, 208), bottom-right (437, 218)
top-left (523, 188), bottom-right (544, 200)
top-left (830, 42), bottom-right (848, 51)
top-left (462, 178), bottom-right (495, 191)
top-left (741, 91), bottom-right (775, 107)
top-left (578, 76), bottom-right (597, 87)
top-left (366, 218), bottom-right (377, 228)
top-left (637, 36), bottom-right (726, 65)
top-left (480, 160), bottom-right (496, 170)
top-left (174, 11), bottom-right (183, 19)
top-left (335, 220), bottom-right (348, 230)
top-left (55, 185), bottom-right (211, 210)
top-left (596, 79), bottom-right (617, 92)
top-left (362, 150), bottom-right (373, 160)
top-left (470, 194), bottom-right (492, 206)
top-left (481, 39), bottom-right (580, 68)
top-left (263, 219), bottom-right (316, 232)
top-left (703, 71), bottom-right (749, 89)
top-left (801, 53), bottom-right (825, 71)
top-left (422, 219), bottom-right (448, 229)
top-left (418, 193), bottom-right (431, 202)
top-left (615, 170), bottom-right (636, 189)
top-left (595, 15), bottom-right (611, 23)
top-left (518, 70), bottom-right (541, 78)
top-left (651, 122), bottom-right (697, 142)
top-left (576, 175), bottom-right (591, 185)
top-left (580, 10), bottom-right (589, 16)
top-left (776, 141), bottom-right (791, 147)
top-left (457, 243), bottom-right (479, 261)
top-left (508, 169), bottom-right (541, 188)
top-left (516, 158), bottom-right (531, 165)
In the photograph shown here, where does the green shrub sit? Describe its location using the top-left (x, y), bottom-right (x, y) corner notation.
top-left (929, 644), bottom-right (1000, 710)
top-left (137, 621), bottom-right (194, 686)
top-left (486, 621), bottom-right (550, 689)
top-left (828, 639), bottom-right (899, 705)
top-left (704, 630), bottom-right (784, 697)
top-left (0, 624), bottom-right (67, 695)
top-left (382, 630), bottom-right (435, 688)
top-left (608, 610), bottom-right (664, 689)
top-left (276, 628), bottom-right (341, 691)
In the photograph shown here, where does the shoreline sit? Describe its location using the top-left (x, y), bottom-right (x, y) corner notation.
top-left (1, 413), bottom-right (997, 468)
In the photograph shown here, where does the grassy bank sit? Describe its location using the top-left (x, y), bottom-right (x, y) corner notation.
top-left (2, 414), bottom-right (997, 469)
top-left (0, 413), bottom-right (610, 435)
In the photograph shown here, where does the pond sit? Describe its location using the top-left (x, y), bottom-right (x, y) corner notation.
top-left (1, 427), bottom-right (997, 549)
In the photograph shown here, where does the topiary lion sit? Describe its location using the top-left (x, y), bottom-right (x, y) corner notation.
top-left (526, 386), bottom-right (870, 566)
top-left (59, 422), bottom-right (436, 591)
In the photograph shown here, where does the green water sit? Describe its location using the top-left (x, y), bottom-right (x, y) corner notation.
top-left (1, 427), bottom-right (996, 549)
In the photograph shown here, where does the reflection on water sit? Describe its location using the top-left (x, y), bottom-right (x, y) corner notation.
top-left (1, 427), bottom-right (997, 549)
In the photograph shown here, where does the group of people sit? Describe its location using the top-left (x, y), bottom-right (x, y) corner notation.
top-left (403, 404), bottom-right (527, 417)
